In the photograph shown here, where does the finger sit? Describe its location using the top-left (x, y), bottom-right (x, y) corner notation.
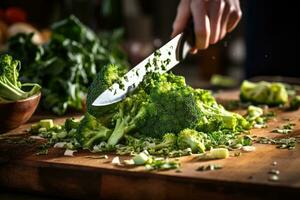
top-left (226, 0), bottom-right (242, 32)
top-left (207, 0), bottom-right (225, 44)
top-left (190, 47), bottom-right (198, 54)
top-left (191, 0), bottom-right (210, 49)
top-left (219, 2), bottom-right (230, 40)
top-left (172, 0), bottom-right (191, 37)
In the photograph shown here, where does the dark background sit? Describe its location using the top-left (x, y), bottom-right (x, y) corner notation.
top-left (0, 0), bottom-right (299, 87)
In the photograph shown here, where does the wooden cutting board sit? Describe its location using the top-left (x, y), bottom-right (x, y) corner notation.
top-left (1, 91), bottom-right (300, 200)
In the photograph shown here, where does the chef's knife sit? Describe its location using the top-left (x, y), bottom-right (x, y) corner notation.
top-left (92, 28), bottom-right (194, 106)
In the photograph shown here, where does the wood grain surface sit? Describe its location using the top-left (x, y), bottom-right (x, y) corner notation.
top-left (0, 91), bottom-right (300, 200)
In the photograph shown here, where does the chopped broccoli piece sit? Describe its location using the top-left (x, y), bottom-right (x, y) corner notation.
top-left (133, 150), bottom-right (150, 165)
top-left (39, 119), bottom-right (54, 130)
top-left (64, 118), bottom-right (80, 132)
top-left (240, 80), bottom-right (288, 106)
top-left (289, 95), bottom-right (300, 110)
top-left (148, 133), bottom-right (177, 151)
top-left (177, 129), bottom-right (206, 153)
top-left (76, 113), bottom-right (112, 149)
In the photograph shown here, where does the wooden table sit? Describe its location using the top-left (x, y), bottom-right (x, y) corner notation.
top-left (1, 91), bottom-right (300, 200)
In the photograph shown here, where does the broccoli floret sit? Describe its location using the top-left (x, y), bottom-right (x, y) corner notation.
top-left (107, 91), bottom-right (151, 146)
top-left (86, 64), bottom-right (127, 125)
top-left (240, 80), bottom-right (288, 106)
top-left (148, 133), bottom-right (177, 152)
top-left (137, 73), bottom-right (201, 138)
top-left (177, 129), bottom-right (206, 153)
top-left (108, 72), bottom-right (250, 146)
top-left (195, 101), bottom-right (250, 132)
top-left (245, 105), bottom-right (264, 123)
top-left (64, 118), bottom-right (80, 132)
top-left (0, 54), bottom-right (41, 101)
top-left (76, 113), bottom-right (112, 149)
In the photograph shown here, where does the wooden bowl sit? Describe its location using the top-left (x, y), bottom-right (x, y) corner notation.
top-left (0, 92), bottom-right (41, 133)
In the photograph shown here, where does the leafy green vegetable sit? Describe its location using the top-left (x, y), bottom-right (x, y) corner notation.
top-left (0, 54), bottom-right (41, 101)
top-left (7, 15), bottom-right (128, 115)
top-left (240, 80), bottom-right (288, 106)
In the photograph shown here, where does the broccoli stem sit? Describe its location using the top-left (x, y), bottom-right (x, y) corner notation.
top-left (0, 79), bottom-right (27, 100)
top-left (85, 128), bottom-right (111, 148)
top-left (107, 118), bottom-right (127, 146)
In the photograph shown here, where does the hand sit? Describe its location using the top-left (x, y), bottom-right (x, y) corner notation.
top-left (172, 0), bottom-right (242, 51)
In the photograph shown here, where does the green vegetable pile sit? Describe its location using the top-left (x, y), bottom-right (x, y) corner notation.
top-left (30, 62), bottom-right (253, 159)
top-left (7, 15), bottom-right (127, 115)
top-left (0, 54), bottom-right (41, 102)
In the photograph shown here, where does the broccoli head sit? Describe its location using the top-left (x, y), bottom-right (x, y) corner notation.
top-left (240, 80), bottom-right (288, 106)
top-left (177, 128), bottom-right (206, 153)
top-left (86, 64), bottom-right (127, 125)
top-left (137, 73), bottom-right (201, 138)
top-left (76, 113), bottom-right (112, 149)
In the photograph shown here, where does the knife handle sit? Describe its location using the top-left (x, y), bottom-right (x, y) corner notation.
top-left (176, 20), bottom-right (195, 61)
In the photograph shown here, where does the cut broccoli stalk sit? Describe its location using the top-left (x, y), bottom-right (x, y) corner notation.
top-left (107, 101), bottom-right (147, 146)
top-left (133, 150), bottom-right (150, 165)
top-left (208, 148), bottom-right (229, 159)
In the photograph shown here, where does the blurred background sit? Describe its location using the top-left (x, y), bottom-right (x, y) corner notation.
top-left (0, 0), bottom-right (299, 88)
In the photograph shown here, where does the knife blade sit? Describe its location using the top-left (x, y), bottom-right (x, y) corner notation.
top-left (92, 32), bottom-right (193, 106)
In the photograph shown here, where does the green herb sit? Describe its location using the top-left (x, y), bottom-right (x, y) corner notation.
top-left (7, 15), bottom-right (128, 115)
top-left (0, 54), bottom-right (41, 101)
